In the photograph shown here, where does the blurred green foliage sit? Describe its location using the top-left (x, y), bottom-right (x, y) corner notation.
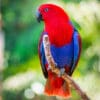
top-left (1, 0), bottom-right (100, 100)
top-left (2, 0), bottom-right (44, 65)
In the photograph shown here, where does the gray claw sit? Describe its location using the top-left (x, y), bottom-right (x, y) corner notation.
top-left (58, 68), bottom-right (65, 77)
top-left (55, 63), bottom-right (57, 67)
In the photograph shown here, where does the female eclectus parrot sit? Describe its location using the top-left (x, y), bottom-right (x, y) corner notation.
top-left (36, 4), bottom-right (82, 98)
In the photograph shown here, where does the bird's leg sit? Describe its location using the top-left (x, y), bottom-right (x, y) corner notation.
top-left (58, 68), bottom-right (65, 77)
top-left (55, 63), bottom-right (65, 77)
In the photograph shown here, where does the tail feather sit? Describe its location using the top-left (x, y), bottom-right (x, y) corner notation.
top-left (44, 71), bottom-right (71, 98)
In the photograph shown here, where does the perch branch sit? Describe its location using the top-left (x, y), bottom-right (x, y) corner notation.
top-left (43, 34), bottom-right (90, 100)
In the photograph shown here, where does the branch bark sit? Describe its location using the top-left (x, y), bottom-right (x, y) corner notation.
top-left (43, 34), bottom-right (90, 100)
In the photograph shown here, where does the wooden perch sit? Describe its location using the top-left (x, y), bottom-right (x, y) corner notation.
top-left (43, 34), bottom-right (90, 100)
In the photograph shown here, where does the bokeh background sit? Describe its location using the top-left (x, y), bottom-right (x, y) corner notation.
top-left (1, 0), bottom-right (100, 100)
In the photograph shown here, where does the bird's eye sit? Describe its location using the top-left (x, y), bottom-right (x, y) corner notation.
top-left (44, 8), bottom-right (49, 12)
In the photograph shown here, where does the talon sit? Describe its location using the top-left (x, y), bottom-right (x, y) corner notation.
top-left (58, 68), bottom-right (65, 77)
top-left (55, 63), bottom-right (57, 67)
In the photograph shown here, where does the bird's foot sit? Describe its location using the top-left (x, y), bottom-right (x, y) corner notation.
top-left (58, 68), bottom-right (65, 77)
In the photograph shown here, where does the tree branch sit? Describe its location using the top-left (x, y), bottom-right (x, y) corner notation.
top-left (43, 34), bottom-right (90, 100)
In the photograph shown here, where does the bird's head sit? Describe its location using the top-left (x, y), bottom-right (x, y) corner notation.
top-left (36, 4), bottom-right (69, 23)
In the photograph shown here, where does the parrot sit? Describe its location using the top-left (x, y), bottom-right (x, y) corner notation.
top-left (36, 4), bottom-right (82, 98)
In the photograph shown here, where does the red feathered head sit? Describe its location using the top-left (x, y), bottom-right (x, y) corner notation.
top-left (36, 4), bottom-right (74, 47)
top-left (36, 4), bottom-right (69, 23)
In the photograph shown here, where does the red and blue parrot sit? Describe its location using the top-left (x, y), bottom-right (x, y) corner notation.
top-left (36, 4), bottom-right (82, 98)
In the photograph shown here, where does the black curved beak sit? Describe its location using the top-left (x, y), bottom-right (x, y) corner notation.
top-left (36, 10), bottom-right (43, 23)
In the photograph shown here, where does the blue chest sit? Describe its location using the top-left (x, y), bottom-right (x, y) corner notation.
top-left (50, 42), bottom-right (73, 68)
